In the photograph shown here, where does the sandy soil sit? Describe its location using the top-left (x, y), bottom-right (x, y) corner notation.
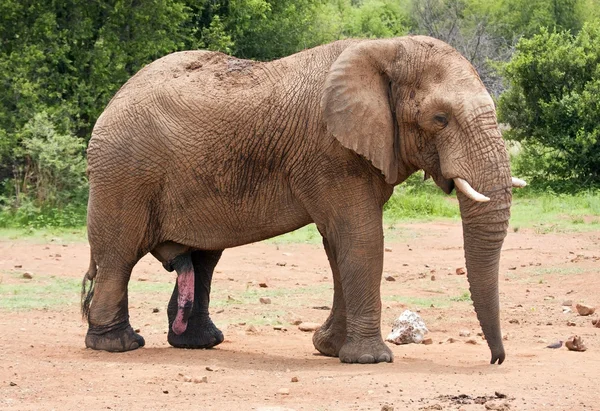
top-left (0, 222), bottom-right (599, 410)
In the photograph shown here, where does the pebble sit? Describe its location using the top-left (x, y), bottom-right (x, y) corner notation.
top-left (576, 303), bottom-right (595, 316)
top-left (441, 337), bottom-right (457, 344)
top-left (205, 366), bottom-right (218, 372)
top-left (459, 330), bottom-right (470, 337)
top-left (291, 376), bottom-right (299, 382)
top-left (567, 320), bottom-right (577, 326)
top-left (290, 319), bottom-right (303, 325)
top-left (385, 247), bottom-right (393, 252)
top-left (565, 335), bottom-right (587, 352)
top-left (562, 300), bottom-right (573, 306)
top-left (276, 262), bottom-right (287, 267)
top-left (193, 376), bottom-right (208, 383)
top-left (22, 272), bottom-right (33, 279)
top-left (384, 275), bottom-right (396, 282)
top-left (259, 297), bottom-right (272, 304)
top-left (465, 339), bottom-right (478, 345)
top-left (593, 318), bottom-right (600, 328)
top-left (381, 405), bottom-right (394, 411)
top-left (422, 338), bottom-right (433, 345)
top-left (297, 322), bottom-right (321, 332)
top-left (152, 308), bottom-right (160, 313)
top-left (259, 282), bottom-right (268, 288)
top-left (277, 388), bottom-right (290, 395)
top-left (14, 264), bottom-right (22, 268)
top-left (246, 325), bottom-right (258, 334)
top-left (430, 275), bottom-right (436, 281)
top-left (455, 267), bottom-right (466, 275)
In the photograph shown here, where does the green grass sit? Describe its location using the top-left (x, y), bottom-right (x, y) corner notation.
top-left (510, 192), bottom-right (600, 233)
top-left (0, 274), bottom-right (80, 310)
top-left (383, 290), bottom-right (471, 308)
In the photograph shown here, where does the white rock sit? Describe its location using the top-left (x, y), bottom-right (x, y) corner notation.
top-left (385, 310), bottom-right (428, 345)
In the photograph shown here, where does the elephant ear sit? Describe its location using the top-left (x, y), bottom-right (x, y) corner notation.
top-left (321, 40), bottom-right (400, 184)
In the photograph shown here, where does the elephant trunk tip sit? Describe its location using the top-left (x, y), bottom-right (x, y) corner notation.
top-left (490, 345), bottom-right (505, 365)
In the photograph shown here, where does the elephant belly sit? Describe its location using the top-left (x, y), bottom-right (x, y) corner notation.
top-left (159, 184), bottom-right (313, 250)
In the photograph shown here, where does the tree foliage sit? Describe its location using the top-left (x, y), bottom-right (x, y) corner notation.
top-left (498, 22), bottom-right (600, 187)
top-left (0, 0), bottom-right (599, 226)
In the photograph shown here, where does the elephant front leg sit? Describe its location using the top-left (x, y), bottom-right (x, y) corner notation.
top-left (321, 221), bottom-right (392, 364)
top-left (167, 250), bottom-right (224, 349)
top-left (313, 237), bottom-right (347, 357)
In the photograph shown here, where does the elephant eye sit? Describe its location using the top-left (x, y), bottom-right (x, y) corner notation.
top-left (433, 113), bottom-right (448, 128)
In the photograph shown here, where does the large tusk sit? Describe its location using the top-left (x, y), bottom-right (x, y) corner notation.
top-left (512, 177), bottom-right (527, 188)
top-left (453, 178), bottom-right (490, 202)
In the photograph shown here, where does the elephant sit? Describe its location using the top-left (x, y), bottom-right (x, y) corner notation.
top-left (81, 35), bottom-right (526, 364)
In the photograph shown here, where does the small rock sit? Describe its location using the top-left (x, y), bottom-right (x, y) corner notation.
top-left (291, 376), bottom-right (299, 382)
top-left (54, 253), bottom-right (62, 258)
top-left (565, 335), bottom-right (587, 352)
top-left (593, 318), bottom-right (600, 328)
top-left (443, 337), bottom-right (457, 344)
top-left (422, 338), bottom-right (433, 345)
top-left (455, 267), bottom-right (466, 275)
top-left (276, 262), bottom-right (287, 267)
top-left (137, 278), bottom-right (148, 282)
top-left (384, 275), bottom-right (396, 282)
top-left (183, 376), bottom-right (192, 382)
top-left (246, 325), bottom-right (258, 334)
top-left (193, 376), bottom-right (208, 383)
top-left (216, 309), bottom-right (224, 314)
top-left (509, 319), bottom-right (520, 324)
top-left (9, 382), bottom-right (17, 386)
top-left (259, 282), bottom-right (268, 288)
top-left (508, 266), bottom-right (517, 270)
top-left (430, 275), bottom-right (436, 281)
top-left (386, 310), bottom-right (429, 345)
top-left (381, 405), bottom-right (394, 411)
top-left (576, 303), bottom-right (596, 316)
top-left (562, 300), bottom-right (573, 306)
top-left (22, 272), bottom-right (33, 279)
top-left (465, 339), bottom-right (478, 345)
top-left (546, 341), bottom-right (563, 349)
top-left (458, 330), bottom-right (470, 337)
top-left (277, 388), bottom-right (290, 395)
top-left (298, 322), bottom-right (321, 332)
top-left (259, 297), bottom-right (272, 304)
top-left (563, 307), bottom-right (572, 314)
top-left (134, 328), bottom-right (141, 333)
top-left (14, 264), bottom-right (22, 268)
top-left (152, 308), bottom-right (160, 313)
top-left (273, 325), bottom-right (287, 331)
top-left (384, 247), bottom-right (393, 252)
top-left (312, 305), bottom-right (330, 310)
top-left (485, 401), bottom-right (511, 411)
top-left (567, 320), bottom-right (577, 326)
top-left (290, 319), bottom-right (303, 325)
top-left (503, 333), bottom-right (509, 341)
top-left (205, 366), bottom-right (218, 372)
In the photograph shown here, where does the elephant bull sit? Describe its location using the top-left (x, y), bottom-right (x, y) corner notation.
top-left (82, 36), bottom-right (524, 364)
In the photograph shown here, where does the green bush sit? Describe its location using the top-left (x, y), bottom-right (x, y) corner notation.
top-left (499, 21), bottom-right (600, 189)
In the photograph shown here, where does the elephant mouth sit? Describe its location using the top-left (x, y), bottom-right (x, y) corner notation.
top-left (437, 176), bottom-right (455, 195)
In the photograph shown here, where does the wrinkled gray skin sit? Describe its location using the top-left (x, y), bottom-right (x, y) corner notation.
top-left (82, 36), bottom-right (512, 364)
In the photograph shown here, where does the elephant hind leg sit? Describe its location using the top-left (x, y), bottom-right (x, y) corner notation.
top-left (84, 261), bottom-right (145, 352)
top-left (168, 249), bottom-right (224, 349)
top-left (313, 236), bottom-right (347, 357)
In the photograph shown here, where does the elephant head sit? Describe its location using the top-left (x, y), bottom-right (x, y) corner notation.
top-left (321, 36), bottom-right (525, 364)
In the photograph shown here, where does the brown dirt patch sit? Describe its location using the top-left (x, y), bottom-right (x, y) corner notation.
top-left (1, 223), bottom-right (599, 410)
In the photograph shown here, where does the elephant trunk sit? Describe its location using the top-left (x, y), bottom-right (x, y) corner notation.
top-left (458, 183), bottom-right (511, 364)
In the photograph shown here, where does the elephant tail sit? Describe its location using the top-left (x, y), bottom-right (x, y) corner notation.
top-left (81, 255), bottom-right (97, 320)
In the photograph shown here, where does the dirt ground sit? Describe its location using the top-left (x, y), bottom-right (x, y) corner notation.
top-left (0, 222), bottom-right (599, 410)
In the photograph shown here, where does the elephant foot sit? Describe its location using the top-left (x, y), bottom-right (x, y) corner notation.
top-left (85, 321), bottom-right (145, 352)
top-left (312, 322), bottom-right (346, 357)
top-left (339, 337), bottom-right (393, 364)
top-left (168, 316), bottom-right (224, 349)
